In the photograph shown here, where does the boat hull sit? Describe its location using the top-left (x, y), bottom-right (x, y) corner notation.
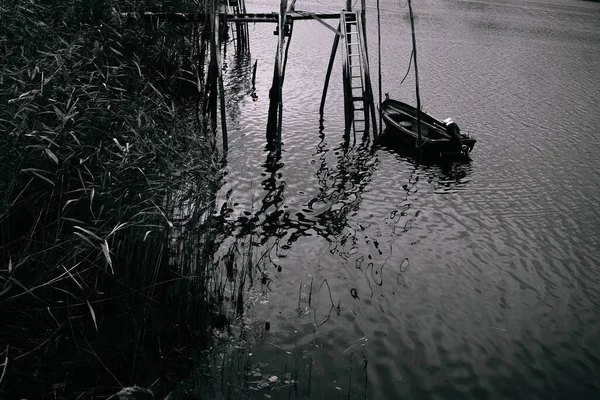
top-left (381, 98), bottom-right (476, 157)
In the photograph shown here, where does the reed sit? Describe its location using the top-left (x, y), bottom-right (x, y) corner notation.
top-left (0, 0), bottom-right (227, 397)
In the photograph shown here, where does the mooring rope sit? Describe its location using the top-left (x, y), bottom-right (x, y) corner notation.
top-left (399, 48), bottom-right (414, 85)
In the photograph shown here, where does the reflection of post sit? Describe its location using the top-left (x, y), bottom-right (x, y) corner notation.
top-left (319, 25), bottom-right (340, 116)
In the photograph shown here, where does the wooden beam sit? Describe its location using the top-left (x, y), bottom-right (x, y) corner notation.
top-left (122, 11), bottom-right (341, 24)
top-left (319, 24), bottom-right (340, 115)
top-left (294, 11), bottom-right (342, 36)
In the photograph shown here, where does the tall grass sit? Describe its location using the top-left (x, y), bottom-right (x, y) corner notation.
top-left (0, 0), bottom-right (226, 397)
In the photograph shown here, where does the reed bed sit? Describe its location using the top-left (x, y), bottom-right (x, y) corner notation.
top-left (0, 0), bottom-right (227, 398)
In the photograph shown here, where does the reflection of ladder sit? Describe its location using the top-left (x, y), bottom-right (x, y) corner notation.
top-left (341, 11), bottom-right (368, 135)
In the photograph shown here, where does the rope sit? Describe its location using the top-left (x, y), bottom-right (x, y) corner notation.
top-left (399, 48), bottom-right (413, 85)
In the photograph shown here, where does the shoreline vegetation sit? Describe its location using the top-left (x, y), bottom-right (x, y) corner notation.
top-left (0, 0), bottom-right (241, 397)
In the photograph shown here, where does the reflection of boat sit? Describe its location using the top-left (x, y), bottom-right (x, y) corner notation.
top-left (381, 95), bottom-right (476, 157)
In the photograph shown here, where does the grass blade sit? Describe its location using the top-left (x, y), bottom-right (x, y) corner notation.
top-left (74, 225), bottom-right (102, 242)
top-left (101, 240), bottom-right (114, 274)
top-left (87, 301), bottom-right (98, 333)
top-left (21, 168), bottom-right (55, 186)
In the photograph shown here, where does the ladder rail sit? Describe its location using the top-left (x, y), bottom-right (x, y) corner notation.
top-left (355, 14), bottom-right (377, 136)
top-left (349, 19), bottom-right (366, 132)
top-left (342, 11), bottom-right (368, 134)
top-left (340, 12), bottom-right (352, 130)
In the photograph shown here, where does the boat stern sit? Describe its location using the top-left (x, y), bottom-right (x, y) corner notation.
top-left (442, 118), bottom-right (476, 157)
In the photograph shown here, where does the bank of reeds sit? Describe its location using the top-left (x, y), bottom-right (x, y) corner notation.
top-left (0, 0), bottom-right (226, 398)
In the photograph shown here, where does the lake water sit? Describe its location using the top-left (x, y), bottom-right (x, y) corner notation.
top-left (204, 0), bottom-right (600, 398)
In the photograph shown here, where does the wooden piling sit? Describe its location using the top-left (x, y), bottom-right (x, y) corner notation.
top-left (408, 0), bottom-right (421, 145)
top-left (252, 60), bottom-right (257, 90)
top-left (319, 25), bottom-right (340, 116)
top-left (240, 0), bottom-right (250, 51)
top-left (209, 0), bottom-right (228, 150)
top-left (266, 0), bottom-right (293, 152)
top-left (207, 7), bottom-right (218, 136)
top-left (358, 0), bottom-right (377, 138)
top-left (266, 0), bottom-right (286, 148)
top-left (376, 0), bottom-right (382, 134)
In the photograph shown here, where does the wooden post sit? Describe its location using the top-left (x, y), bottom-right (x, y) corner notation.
top-left (241, 0), bottom-right (250, 51)
top-left (266, 0), bottom-right (288, 150)
top-left (211, 0), bottom-right (228, 151)
top-left (208, 0), bottom-right (219, 136)
top-left (358, 1), bottom-right (378, 138)
top-left (319, 25), bottom-right (340, 116)
top-left (217, 51), bottom-right (228, 150)
top-left (376, 0), bottom-right (382, 135)
top-left (408, 0), bottom-right (421, 145)
top-left (340, 14), bottom-right (351, 133)
top-left (252, 60), bottom-right (257, 90)
top-left (281, 21), bottom-right (294, 84)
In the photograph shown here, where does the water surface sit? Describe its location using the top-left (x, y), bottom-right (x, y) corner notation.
top-left (205, 0), bottom-right (600, 398)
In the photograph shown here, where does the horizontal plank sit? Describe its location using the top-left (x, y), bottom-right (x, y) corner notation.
top-left (121, 11), bottom-right (342, 23)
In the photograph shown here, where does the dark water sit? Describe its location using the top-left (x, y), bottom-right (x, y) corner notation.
top-left (207, 0), bottom-right (600, 398)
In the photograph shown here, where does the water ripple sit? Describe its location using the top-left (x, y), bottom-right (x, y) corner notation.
top-left (207, 1), bottom-right (600, 399)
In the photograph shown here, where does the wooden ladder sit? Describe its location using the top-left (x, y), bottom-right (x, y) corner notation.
top-left (341, 11), bottom-right (369, 135)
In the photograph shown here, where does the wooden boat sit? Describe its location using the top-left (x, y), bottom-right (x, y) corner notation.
top-left (379, 0), bottom-right (476, 158)
top-left (381, 95), bottom-right (476, 157)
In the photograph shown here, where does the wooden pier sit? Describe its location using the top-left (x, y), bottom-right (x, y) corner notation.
top-left (124, 0), bottom-right (379, 152)
top-left (124, 11), bottom-right (342, 23)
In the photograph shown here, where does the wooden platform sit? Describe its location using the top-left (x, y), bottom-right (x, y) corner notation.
top-left (123, 11), bottom-right (341, 23)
